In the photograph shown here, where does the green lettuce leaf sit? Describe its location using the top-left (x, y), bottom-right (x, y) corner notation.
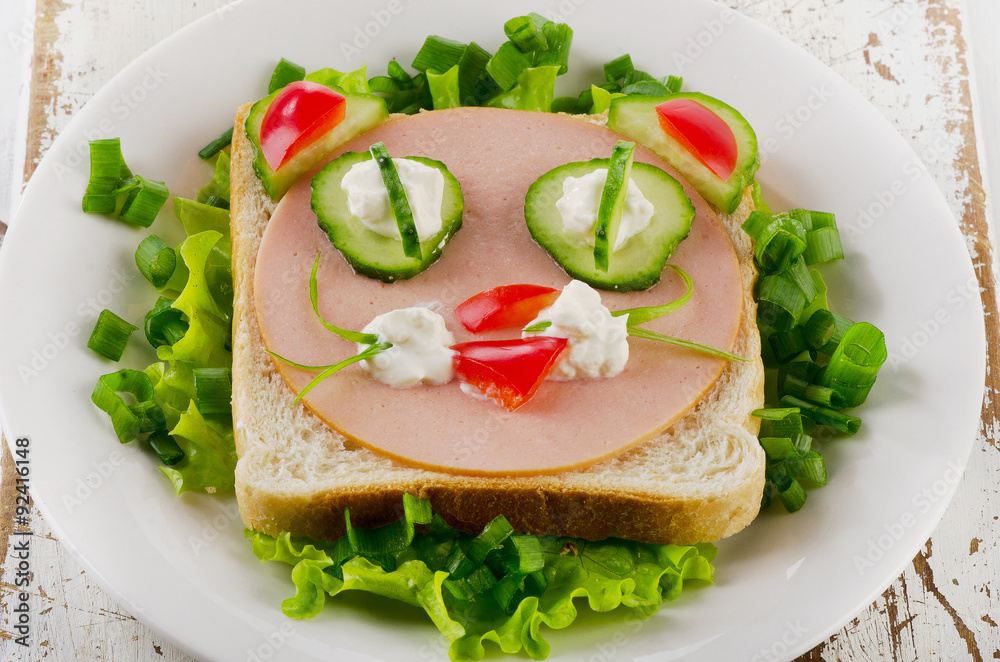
top-left (197, 152), bottom-right (231, 204)
top-left (248, 527), bottom-right (715, 662)
top-left (159, 401), bottom-right (236, 494)
top-left (157, 230), bottom-right (231, 367)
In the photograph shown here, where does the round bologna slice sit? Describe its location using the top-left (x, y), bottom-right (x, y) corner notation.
top-left (254, 106), bottom-right (744, 476)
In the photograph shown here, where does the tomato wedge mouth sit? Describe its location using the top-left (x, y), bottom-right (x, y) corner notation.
top-left (455, 284), bottom-right (560, 333)
top-left (452, 336), bottom-right (569, 411)
top-left (655, 98), bottom-right (738, 181)
top-left (260, 81), bottom-right (347, 171)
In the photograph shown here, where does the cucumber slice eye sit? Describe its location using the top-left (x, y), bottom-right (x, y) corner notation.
top-left (311, 151), bottom-right (464, 283)
top-left (525, 159), bottom-right (694, 292)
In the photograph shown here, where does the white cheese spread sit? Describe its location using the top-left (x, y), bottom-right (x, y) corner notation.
top-left (555, 169), bottom-right (653, 251)
top-left (341, 157), bottom-right (445, 241)
top-left (359, 307), bottom-right (455, 387)
top-left (523, 280), bottom-right (629, 380)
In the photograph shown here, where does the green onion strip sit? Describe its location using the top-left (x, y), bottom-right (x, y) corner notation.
top-left (369, 142), bottom-right (422, 259)
top-left (612, 265), bottom-right (693, 325)
top-left (308, 253), bottom-right (380, 344)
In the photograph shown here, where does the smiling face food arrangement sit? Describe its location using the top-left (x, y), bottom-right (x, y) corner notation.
top-left (84, 13), bottom-right (888, 661)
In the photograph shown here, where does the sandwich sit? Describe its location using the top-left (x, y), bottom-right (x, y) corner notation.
top-left (229, 100), bottom-right (765, 545)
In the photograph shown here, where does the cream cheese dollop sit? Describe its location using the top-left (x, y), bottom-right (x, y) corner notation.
top-left (523, 280), bottom-right (629, 380)
top-left (555, 169), bottom-right (654, 251)
top-left (359, 307), bottom-right (455, 387)
top-left (341, 157), bottom-right (445, 241)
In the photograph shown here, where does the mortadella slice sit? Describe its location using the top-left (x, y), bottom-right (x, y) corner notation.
top-left (254, 107), bottom-right (744, 476)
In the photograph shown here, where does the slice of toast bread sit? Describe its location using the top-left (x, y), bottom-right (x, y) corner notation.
top-left (230, 104), bottom-right (765, 545)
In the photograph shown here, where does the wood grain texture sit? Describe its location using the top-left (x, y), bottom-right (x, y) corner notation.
top-left (1, 0), bottom-right (997, 660)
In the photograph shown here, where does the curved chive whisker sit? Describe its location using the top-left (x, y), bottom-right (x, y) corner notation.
top-left (626, 325), bottom-right (746, 362)
top-left (612, 265), bottom-right (693, 324)
top-left (276, 342), bottom-right (392, 406)
top-left (308, 253), bottom-right (380, 345)
top-left (594, 140), bottom-right (636, 273)
top-left (369, 142), bottom-right (421, 259)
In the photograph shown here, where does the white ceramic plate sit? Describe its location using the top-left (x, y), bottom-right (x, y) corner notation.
top-left (0, 1), bottom-right (984, 660)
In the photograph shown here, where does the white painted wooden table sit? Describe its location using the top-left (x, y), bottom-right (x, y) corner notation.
top-left (1, 1), bottom-right (998, 660)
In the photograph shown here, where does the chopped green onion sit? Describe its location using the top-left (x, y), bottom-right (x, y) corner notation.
top-left (627, 326), bottom-right (747, 362)
top-left (571, 86), bottom-right (594, 114)
top-left (612, 265), bottom-right (692, 324)
top-left (504, 15), bottom-right (548, 52)
top-left (118, 175), bottom-right (170, 227)
top-left (756, 271), bottom-right (809, 331)
top-left (742, 211), bottom-right (807, 275)
top-left (768, 326), bottom-right (809, 364)
top-left (370, 142), bottom-right (421, 259)
top-left (766, 464), bottom-right (808, 512)
top-left (135, 234), bottom-right (177, 289)
top-left (486, 41), bottom-right (532, 91)
top-left (491, 573), bottom-right (526, 614)
top-left (194, 367), bottom-right (232, 415)
top-left (143, 296), bottom-right (188, 348)
top-left (88, 310), bottom-right (137, 361)
top-left (494, 535), bottom-right (545, 575)
top-left (594, 140), bottom-right (637, 272)
top-left (83, 138), bottom-right (131, 213)
top-left (780, 395), bottom-right (861, 434)
top-left (388, 60), bottom-right (412, 83)
top-left (803, 309), bottom-right (854, 354)
top-left (817, 322), bottom-right (887, 407)
top-left (603, 53), bottom-right (634, 83)
top-left (444, 565), bottom-right (498, 601)
top-left (782, 375), bottom-right (846, 408)
top-left (345, 492), bottom-right (433, 559)
top-left (147, 429), bottom-right (184, 465)
top-left (621, 79), bottom-right (671, 96)
top-left (427, 65), bottom-right (461, 110)
top-left (308, 253), bottom-right (381, 344)
top-left (464, 515), bottom-right (514, 566)
top-left (662, 75), bottom-right (683, 94)
top-left (268, 57), bottom-right (306, 94)
top-left (128, 400), bottom-right (167, 434)
top-left (411, 35), bottom-right (467, 74)
top-left (457, 42), bottom-right (492, 104)
top-left (537, 21), bottom-right (573, 75)
top-left (197, 127), bottom-right (234, 160)
top-left (787, 208), bottom-right (837, 230)
top-left (803, 227), bottom-right (844, 265)
top-left (91, 369), bottom-right (155, 443)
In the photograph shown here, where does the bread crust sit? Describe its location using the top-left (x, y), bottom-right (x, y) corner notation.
top-left (230, 104), bottom-right (765, 545)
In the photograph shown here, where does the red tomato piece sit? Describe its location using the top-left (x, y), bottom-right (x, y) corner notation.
top-left (655, 98), bottom-right (738, 181)
top-left (454, 284), bottom-right (560, 333)
top-left (452, 336), bottom-right (568, 411)
top-left (260, 81), bottom-right (347, 171)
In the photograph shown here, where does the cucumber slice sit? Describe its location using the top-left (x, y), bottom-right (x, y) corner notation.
top-left (311, 151), bottom-right (464, 283)
top-left (607, 93), bottom-right (758, 214)
top-left (525, 160), bottom-right (694, 291)
top-left (246, 88), bottom-right (388, 200)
